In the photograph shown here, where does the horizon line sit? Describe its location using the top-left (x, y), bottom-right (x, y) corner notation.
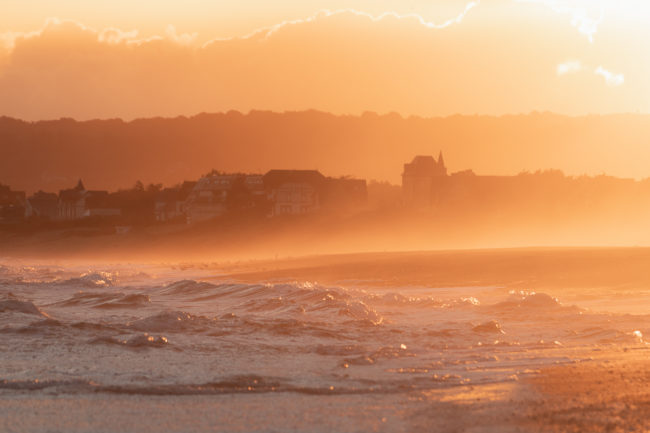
top-left (2, 108), bottom-right (650, 124)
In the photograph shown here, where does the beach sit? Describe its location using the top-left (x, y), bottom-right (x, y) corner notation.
top-left (1, 248), bottom-right (649, 432)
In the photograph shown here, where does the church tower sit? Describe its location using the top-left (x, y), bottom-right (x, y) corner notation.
top-left (436, 151), bottom-right (448, 176)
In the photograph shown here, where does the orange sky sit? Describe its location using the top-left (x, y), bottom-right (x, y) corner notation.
top-left (0, 0), bottom-right (649, 120)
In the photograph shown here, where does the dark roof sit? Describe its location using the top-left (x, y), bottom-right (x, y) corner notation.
top-left (157, 188), bottom-right (183, 202)
top-left (59, 190), bottom-right (83, 201)
top-left (85, 191), bottom-right (116, 209)
top-left (59, 189), bottom-right (107, 202)
top-left (180, 181), bottom-right (197, 194)
top-left (28, 191), bottom-right (58, 203)
top-left (263, 170), bottom-right (325, 188)
top-left (403, 153), bottom-right (447, 176)
top-left (27, 191), bottom-right (58, 215)
top-left (326, 177), bottom-right (366, 187)
top-left (0, 185), bottom-right (26, 206)
top-left (404, 156), bottom-right (435, 175)
top-left (59, 180), bottom-right (87, 201)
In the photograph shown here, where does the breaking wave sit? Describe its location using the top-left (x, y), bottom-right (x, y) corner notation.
top-left (57, 271), bottom-right (118, 288)
top-left (128, 311), bottom-right (216, 333)
top-left (0, 297), bottom-right (47, 317)
top-left (54, 292), bottom-right (150, 309)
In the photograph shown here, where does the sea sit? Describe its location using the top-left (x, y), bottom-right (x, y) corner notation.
top-left (0, 258), bottom-right (648, 432)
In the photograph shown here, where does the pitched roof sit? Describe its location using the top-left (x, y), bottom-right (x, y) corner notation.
top-left (437, 151), bottom-right (446, 168)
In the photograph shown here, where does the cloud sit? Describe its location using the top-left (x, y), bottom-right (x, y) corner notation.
top-left (594, 66), bottom-right (625, 86)
top-left (515, 0), bottom-right (605, 42)
top-left (556, 60), bottom-right (583, 75)
top-left (165, 25), bottom-right (198, 45)
top-left (199, 1), bottom-right (481, 46)
top-left (98, 28), bottom-right (139, 45)
top-left (0, 5), bottom-right (641, 120)
top-left (556, 61), bottom-right (625, 86)
top-left (259, 2), bottom-right (481, 40)
top-left (0, 17), bottom-right (197, 51)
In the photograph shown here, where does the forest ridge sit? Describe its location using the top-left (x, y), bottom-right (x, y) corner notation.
top-left (1, 110), bottom-right (649, 193)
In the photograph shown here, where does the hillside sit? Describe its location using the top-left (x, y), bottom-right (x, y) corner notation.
top-left (1, 111), bottom-right (649, 193)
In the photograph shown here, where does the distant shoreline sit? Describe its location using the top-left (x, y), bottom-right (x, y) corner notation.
top-left (4, 245), bottom-right (650, 296)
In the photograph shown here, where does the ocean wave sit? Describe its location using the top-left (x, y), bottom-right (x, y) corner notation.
top-left (156, 280), bottom-right (386, 326)
top-left (0, 378), bottom-right (94, 391)
top-left (567, 327), bottom-right (648, 345)
top-left (88, 333), bottom-right (169, 348)
top-left (2, 317), bottom-right (120, 337)
top-left (0, 298), bottom-right (47, 317)
top-left (0, 375), bottom-right (450, 396)
top-left (239, 294), bottom-right (384, 325)
top-left (159, 280), bottom-right (219, 296)
top-left (241, 318), bottom-right (351, 339)
top-left (472, 320), bottom-right (506, 334)
top-left (53, 292), bottom-right (150, 309)
top-left (128, 311), bottom-right (216, 333)
top-left (0, 318), bottom-right (66, 336)
top-left (486, 291), bottom-right (579, 315)
top-left (56, 271), bottom-right (118, 288)
top-left (70, 321), bottom-right (120, 333)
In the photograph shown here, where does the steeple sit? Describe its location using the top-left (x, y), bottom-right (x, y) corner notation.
top-left (74, 179), bottom-right (85, 191)
top-left (437, 151), bottom-right (447, 175)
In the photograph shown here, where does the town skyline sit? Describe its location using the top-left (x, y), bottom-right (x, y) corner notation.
top-left (3, 110), bottom-right (650, 197)
top-left (3, 150), bottom-right (650, 232)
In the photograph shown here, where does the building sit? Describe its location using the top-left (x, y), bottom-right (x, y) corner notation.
top-left (402, 152), bottom-right (447, 206)
top-left (83, 191), bottom-right (121, 218)
top-left (25, 191), bottom-right (59, 220)
top-left (58, 180), bottom-right (88, 220)
top-left (154, 181), bottom-right (196, 222)
top-left (0, 184), bottom-right (26, 222)
top-left (263, 170), bottom-right (326, 216)
top-left (185, 174), bottom-right (264, 224)
top-left (185, 169), bottom-right (367, 222)
top-left (322, 177), bottom-right (368, 211)
top-left (57, 180), bottom-right (120, 220)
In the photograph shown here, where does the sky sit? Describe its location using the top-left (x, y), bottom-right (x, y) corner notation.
top-left (1, 0), bottom-right (650, 120)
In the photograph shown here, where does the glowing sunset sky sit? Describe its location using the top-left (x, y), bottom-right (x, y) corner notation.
top-left (1, 0), bottom-right (649, 120)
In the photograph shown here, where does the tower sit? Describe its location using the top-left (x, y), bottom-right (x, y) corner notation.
top-left (437, 151), bottom-right (447, 176)
top-left (402, 151), bottom-right (448, 206)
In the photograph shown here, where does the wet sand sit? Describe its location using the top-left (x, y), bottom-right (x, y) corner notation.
top-left (2, 355), bottom-right (648, 433)
top-left (522, 354), bottom-right (650, 432)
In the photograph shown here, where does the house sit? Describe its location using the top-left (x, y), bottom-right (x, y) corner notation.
top-left (402, 152), bottom-right (447, 206)
top-left (263, 170), bottom-right (326, 216)
top-left (83, 191), bottom-right (121, 218)
top-left (322, 177), bottom-right (368, 212)
top-left (154, 181), bottom-right (196, 222)
top-left (0, 184), bottom-right (26, 222)
top-left (25, 191), bottom-right (59, 220)
top-left (58, 180), bottom-right (88, 220)
top-left (185, 174), bottom-right (264, 224)
top-left (57, 180), bottom-right (120, 220)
